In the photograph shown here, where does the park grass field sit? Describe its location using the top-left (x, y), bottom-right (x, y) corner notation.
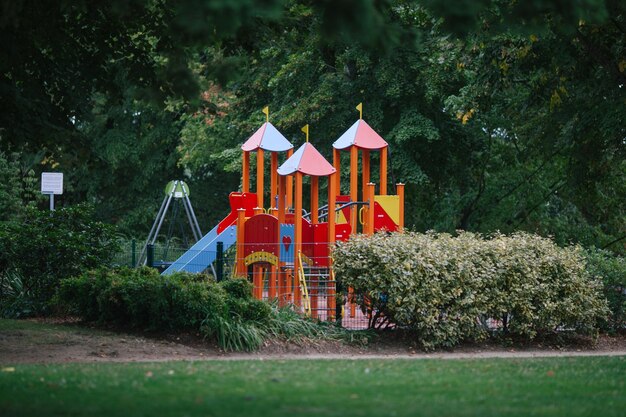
top-left (1, 355), bottom-right (624, 417)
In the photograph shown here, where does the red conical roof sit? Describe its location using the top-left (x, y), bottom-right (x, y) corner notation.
top-left (277, 142), bottom-right (335, 177)
top-left (332, 119), bottom-right (388, 150)
top-left (242, 122), bottom-right (293, 152)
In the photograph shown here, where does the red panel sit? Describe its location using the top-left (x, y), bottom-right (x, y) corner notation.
top-left (301, 218), bottom-right (314, 261)
top-left (373, 201), bottom-right (398, 232)
top-left (312, 223), bottom-right (329, 267)
top-left (243, 214), bottom-right (278, 258)
top-left (335, 223), bottom-right (351, 241)
top-left (217, 192), bottom-right (258, 233)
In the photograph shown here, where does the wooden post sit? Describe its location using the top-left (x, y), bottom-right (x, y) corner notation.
top-left (256, 148), bottom-right (264, 208)
top-left (235, 208), bottom-right (247, 277)
top-left (367, 182), bottom-right (375, 235)
top-left (270, 152), bottom-right (278, 208)
top-left (328, 172), bottom-right (337, 320)
top-left (242, 151), bottom-right (250, 193)
top-left (311, 176), bottom-right (319, 224)
top-left (396, 183), bottom-right (405, 231)
top-left (294, 172), bottom-right (303, 307)
top-left (286, 149), bottom-right (294, 208)
top-left (333, 148), bottom-right (341, 195)
top-left (350, 146), bottom-right (358, 235)
top-left (380, 147), bottom-right (388, 195)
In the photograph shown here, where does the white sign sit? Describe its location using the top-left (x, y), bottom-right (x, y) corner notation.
top-left (41, 172), bottom-right (64, 195)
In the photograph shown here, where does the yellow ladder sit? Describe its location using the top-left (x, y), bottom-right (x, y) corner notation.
top-left (297, 251), bottom-right (311, 317)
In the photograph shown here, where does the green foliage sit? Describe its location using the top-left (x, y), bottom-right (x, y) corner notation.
top-left (221, 277), bottom-right (254, 300)
top-left (58, 267), bottom-right (223, 330)
top-left (584, 248), bottom-right (626, 333)
top-left (0, 204), bottom-right (119, 314)
top-left (334, 231), bottom-right (609, 350)
top-left (0, 271), bottom-right (35, 318)
top-left (58, 269), bottom-right (346, 351)
top-left (0, 153), bottom-right (22, 222)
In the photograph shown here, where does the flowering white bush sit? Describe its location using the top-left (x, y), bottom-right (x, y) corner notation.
top-left (334, 231), bottom-right (608, 350)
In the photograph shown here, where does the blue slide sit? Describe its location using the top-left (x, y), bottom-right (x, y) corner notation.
top-left (162, 224), bottom-right (237, 275)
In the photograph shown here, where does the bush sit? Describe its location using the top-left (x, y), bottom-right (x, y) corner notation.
top-left (334, 231), bottom-right (608, 350)
top-left (584, 248), bottom-right (626, 333)
top-left (0, 271), bottom-right (35, 318)
top-left (0, 204), bottom-right (119, 314)
top-left (58, 267), bottom-right (224, 330)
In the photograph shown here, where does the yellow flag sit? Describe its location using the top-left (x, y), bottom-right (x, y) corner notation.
top-left (356, 102), bottom-right (363, 119)
top-left (262, 106), bottom-right (269, 122)
top-left (301, 124), bottom-right (309, 142)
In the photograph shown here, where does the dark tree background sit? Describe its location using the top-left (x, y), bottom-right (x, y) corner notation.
top-left (1, 0), bottom-right (623, 253)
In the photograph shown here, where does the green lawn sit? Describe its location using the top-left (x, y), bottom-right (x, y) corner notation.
top-left (0, 356), bottom-right (624, 417)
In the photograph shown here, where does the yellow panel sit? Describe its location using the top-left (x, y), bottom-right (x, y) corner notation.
top-left (244, 251), bottom-right (278, 266)
top-left (336, 208), bottom-right (348, 224)
top-left (374, 195), bottom-right (400, 226)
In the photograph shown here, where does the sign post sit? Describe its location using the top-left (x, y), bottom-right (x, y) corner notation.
top-left (41, 172), bottom-right (64, 211)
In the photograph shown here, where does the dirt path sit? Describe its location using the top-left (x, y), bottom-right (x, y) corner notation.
top-left (1, 319), bottom-right (625, 364)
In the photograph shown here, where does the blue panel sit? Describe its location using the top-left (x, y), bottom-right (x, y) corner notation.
top-left (279, 223), bottom-right (295, 264)
top-left (162, 225), bottom-right (237, 275)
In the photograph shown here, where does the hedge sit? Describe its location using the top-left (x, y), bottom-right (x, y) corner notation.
top-left (57, 268), bottom-right (270, 332)
top-left (334, 231), bottom-right (609, 350)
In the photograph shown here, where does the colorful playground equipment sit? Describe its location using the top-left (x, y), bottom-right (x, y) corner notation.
top-left (163, 104), bottom-right (404, 324)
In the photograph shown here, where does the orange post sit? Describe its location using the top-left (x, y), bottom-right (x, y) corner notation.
top-left (310, 276), bottom-right (318, 319)
top-left (367, 182), bottom-right (375, 235)
top-left (256, 149), bottom-right (264, 208)
top-left (270, 152), bottom-right (278, 208)
top-left (350, 146), bottom-right (358, 235)
top-left (327, 172), bottom-right (337, 320)
top-left (311, 176), bottom-right (319, 224)
top-left (333, 148), bottom-right (341, 195)
top-left (269, 265), bottom-right (277, 300)
top-left (362, 149), bottom-right (370, 231)
top-left (380, 147), bottom-right (388, 195)
top-left (362, 149), bottom-right (370, 204)
top-left (397, 183), bottom-right (405, 231)
top-left (242, 151), bottom-right (250, 193)
top-left (252, 264), bottom-right (263, 299)
top-left (253, 207), bottom-right (263, 216)
top-left (235, 208), bottom-right (247, 277)
top-left (277, 175), bottom-right (286, 224)
top-left (286, 149), bottom-right (294, 208)
top-left (294, 172), bottom-right (303, 307)
top-left (278, 269), bottom-right (287, 306)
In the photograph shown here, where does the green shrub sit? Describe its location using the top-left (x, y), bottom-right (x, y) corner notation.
top-left (59, 269), bottom-right (357, 352)
top-left (334, 231), bottom-right (608, 350)
top-left (584, 248), bottom-right (626, 332)
top-left (0, 204), bottom-right (119, 314)
top-left (221, 278), bottom-right (254, 300)
top-left (0, 271), bottom-right (35, 318)
top-left (58, 267), bottom-right (224, 330)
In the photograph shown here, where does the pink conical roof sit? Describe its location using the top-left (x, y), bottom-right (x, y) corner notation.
top-left (242, 122), bottom-right (293, 152)
top-left (332, 119), bottom-right (388, 150)
top-left (277, 142), bottom-right (336, 177)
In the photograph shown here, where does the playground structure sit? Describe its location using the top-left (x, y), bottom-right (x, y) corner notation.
top-left (138, 180), bottom-right (202, 267)
top-left (163, 105), bottom-right (405, 326)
